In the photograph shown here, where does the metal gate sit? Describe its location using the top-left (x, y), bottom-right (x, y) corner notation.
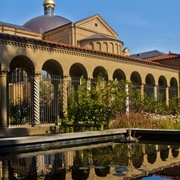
top-left (9, 73), bottom-right (62, 126)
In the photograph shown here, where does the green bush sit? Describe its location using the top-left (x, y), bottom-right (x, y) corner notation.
top-left (67, 77), bottom-right (130, 119)
top-left (67, 76), bottom-right (180, 130)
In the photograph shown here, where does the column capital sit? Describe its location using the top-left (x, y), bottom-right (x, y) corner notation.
top-left (0, 69), bottom-right (9, 75)
top-left (87, 77), bottom-right (93, 81)
top-left (34, 71), bottom-right (41, 77)
top-left (63, 74), bottom-right (69, 78)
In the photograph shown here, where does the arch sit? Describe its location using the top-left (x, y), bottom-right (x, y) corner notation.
top-left (158, 76), bottom-right (167, 101)
top-left (171, 146), bottom-right (179, 158)
top-left (40, 60), bottom-right (64, 124)
top-left (70, 63), bottom-right (88, 90)
top-left (110, 43), bottom-right (114, 54)
top-left (115, 43), bottom-right (118, 54)
top-left (113, 69), bottom-right (126, 81)
top-left (159, 145), bottom-right (169, 161)
top-left (9, 56), bottom-right (34, 126)
top-left (130, 71), bottom-right (142, 88)
top-left (170, 77), bottom-right (178, 87)
top-left (42, 59), bottom-right (63, 76)
top-left (89, 42), bottom-right (94, 50)
top-left (158, 75), bottom-right (167, 86)
top-left (10, 55), bottom-right (35, 76)
top-left (102, 42), bottom-right (108, 52)
top-left (145, 74), bottom-right (155, 84)
top-left (144, 74), bottom-right (155, 95)
top-left (96, 42), bottom-right (101, 51)
top-left (9, 56), bottom-right (34, 108)
top-left (169, 77), bottom-right (178, 99)
top-left (93, 66), bottom-right (108, 81)
top-left (69, 63), bottom-right (88, 78)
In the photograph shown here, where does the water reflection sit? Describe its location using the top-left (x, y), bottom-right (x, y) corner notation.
top-left (0, 142), bottom-right (180, 179)
top-left (145, 144), bottom-right (157, 164)
top-left (132, 144), bottom-right (144, 168)
top-left (160, 145), bottom-right (169, 161)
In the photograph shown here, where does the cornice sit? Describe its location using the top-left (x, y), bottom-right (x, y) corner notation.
top-left (0, 33), bottom-right (179, 71)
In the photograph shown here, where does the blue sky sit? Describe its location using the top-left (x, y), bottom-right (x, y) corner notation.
top-left (1, 0), bottom-right (180, 54)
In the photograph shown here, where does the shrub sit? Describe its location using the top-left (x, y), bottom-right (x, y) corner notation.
top-left (67, 76), bottom-right (180, 130)
top-left (113, 112), bottom-right (180, 130)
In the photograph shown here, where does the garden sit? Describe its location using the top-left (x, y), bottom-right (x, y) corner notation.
top-left (67, 76), bottom-right (180, 130)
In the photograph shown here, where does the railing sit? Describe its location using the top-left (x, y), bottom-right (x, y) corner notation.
top-left (9, 75), bottom-right (63, 126)
top-left (8, 74), bottom-right (178, 127)
top-left (39, 75), bottom-right (62, 124)
top-left (9, 76), bottom-right (33, 126)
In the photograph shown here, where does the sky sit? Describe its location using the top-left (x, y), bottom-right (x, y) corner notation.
top-left (1, 0), bottom-right (180, 55)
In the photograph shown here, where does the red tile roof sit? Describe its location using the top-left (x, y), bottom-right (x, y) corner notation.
top-left (146, 53), bottom-right (180, 62)
top-left (0, 33), bottom-right (179, 70)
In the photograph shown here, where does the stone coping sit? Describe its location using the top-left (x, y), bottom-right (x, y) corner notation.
top-left (0, 128), bottom-right (127, 147)
top-left (0, 128), bottom-right (180, 148)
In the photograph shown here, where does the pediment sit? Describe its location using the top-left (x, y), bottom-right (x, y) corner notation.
top-left (74, 14), bottom-right (118, 38)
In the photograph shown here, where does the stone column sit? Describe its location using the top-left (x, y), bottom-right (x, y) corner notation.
top-left (62, 75), bottom-right (69, 118)
top-left (0, 70), bottom-right (9, 128)
top-left (125, 83), bottom-right (129, 115)
top-left (141, 83), bottom-right (144, 98)
top-left (33, 72), bottom-right (41, 126)
top-left (154, 84), bottom-right (158, 101)
top-left (166, 85), bottom-right (169, 105)
top-left (87, 78), bottom-right (92, 90)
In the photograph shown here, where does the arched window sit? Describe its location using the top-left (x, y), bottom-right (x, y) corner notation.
top-left (96, 42), bottom-right (101, 51)
top-left (102, 42), bottom-right (108, 52)
top-left (110, 43), bottom-right (114, 54)
top-left (89, 42), bottom-right (94, 50)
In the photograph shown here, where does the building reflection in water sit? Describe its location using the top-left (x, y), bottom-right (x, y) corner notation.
top-left (145, 144), bottom-right (157, 164)
top-left (0, 142), bottom-right (180, 179)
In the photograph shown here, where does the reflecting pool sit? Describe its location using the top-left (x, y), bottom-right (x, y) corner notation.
top-left (0, 141), bottom-right (180, 179)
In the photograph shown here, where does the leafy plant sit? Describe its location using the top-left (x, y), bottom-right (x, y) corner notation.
top-left (66, 76), bottom-right (180, 131)
top-left (9, 98), bottom-right (30, 125)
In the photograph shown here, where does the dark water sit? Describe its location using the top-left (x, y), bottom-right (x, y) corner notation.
top-left (0, 141), bottom-right (180, 180)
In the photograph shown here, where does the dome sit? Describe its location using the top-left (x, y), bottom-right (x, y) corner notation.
top-left (23, 0), bottom-right (72, 34)
top-left (23, 15), bottom-right (71, 34)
